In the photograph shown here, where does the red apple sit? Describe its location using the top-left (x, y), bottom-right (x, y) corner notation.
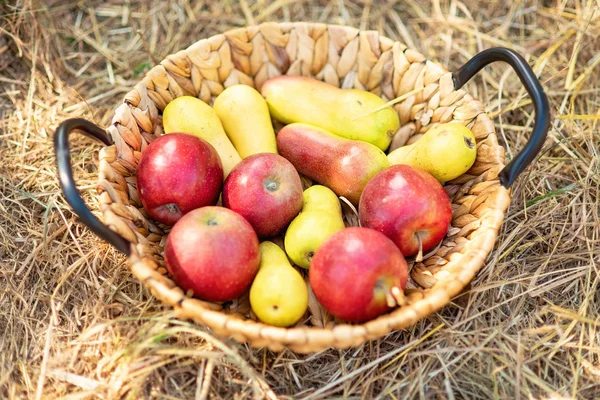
top-left (222, 153), bottom-right (303, 238)
top-left (359, 164), bottom-right (452, 257)
top-left (309, 227), bottom-right (408, 322)
top-left (137, 132), bottom-right (223, 225)
top-left (164, 206), bottom-right (260, 302)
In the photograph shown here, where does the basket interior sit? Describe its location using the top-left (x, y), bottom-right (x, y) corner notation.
top-left (95, 22), bottom-right (511, 352)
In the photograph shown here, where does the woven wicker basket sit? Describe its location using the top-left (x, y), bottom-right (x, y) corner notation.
top-left (54, 22), bottom-right (550, 353)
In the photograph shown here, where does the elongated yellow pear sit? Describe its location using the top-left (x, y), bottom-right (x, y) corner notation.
top-left (387, 122), bottom-right (477, 182)
top-left (162, 95), bottom-right (242, 177)
top-left (261, 76), bottom-right (399, 150)
top-left (212, 84), bottom-right (278, 158)
top-left (249, 241), bottom-right (308, 327)
top-left (284, 185), bottom-right (346, 269)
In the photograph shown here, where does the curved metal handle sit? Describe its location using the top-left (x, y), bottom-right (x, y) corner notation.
top-left (452, 47), bottom-right (551, 189)
top-left (54, 118), bottom-right (132, 256)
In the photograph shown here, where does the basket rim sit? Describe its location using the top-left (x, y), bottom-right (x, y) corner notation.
top-left (98, 21), bottom-right (512, 353)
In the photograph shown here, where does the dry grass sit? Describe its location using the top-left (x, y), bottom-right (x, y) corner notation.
top-left (1, 0), bottom-right (600, 398)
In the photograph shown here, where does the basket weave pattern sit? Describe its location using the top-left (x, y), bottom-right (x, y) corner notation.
top-left (95, 22), bottom-right (510, 353)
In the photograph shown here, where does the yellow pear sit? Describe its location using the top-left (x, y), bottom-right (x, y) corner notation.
top-left (261, 76), bottom-right (399, 151)
top-left (284, 185), bottom-right (346, 269)
top-left (249, 241), bottom-right (308, 327)
top-left (387, 122), bottom-right (477, 182)
top-left (162, 95), bottom-right (242, 177)
top-left (212, 84), bottom-right (278, 158)
top-left (302, 184), bottom-right (343, 215)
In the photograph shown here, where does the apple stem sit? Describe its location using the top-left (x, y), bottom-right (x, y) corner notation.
top-left (264, 178), bottom-right (280, 193)
top-left (415, 231), bottom-right (424, 263)
top-left (385, 291), bottom-right (396, 308)
top-left (207, 217), bottom-right (218, 226)
top-left (391, 286), bottom-right (407, 306)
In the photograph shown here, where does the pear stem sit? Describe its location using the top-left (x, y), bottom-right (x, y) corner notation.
top-left (415, 231), bottom-right (425, 263)
top-left (350, 87), bottom-right (425, 121)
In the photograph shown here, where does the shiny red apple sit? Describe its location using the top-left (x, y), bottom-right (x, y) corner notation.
top-left (222, 153), bottom-right (303, 238)
top-left (164, 206), bottom-right (260, 302)
top-left (359, 164), bottom-right (452, 257)
top-left (136, 132), bottom-right (223, 225)
top-left (309, 227), bottom-right (409, 322)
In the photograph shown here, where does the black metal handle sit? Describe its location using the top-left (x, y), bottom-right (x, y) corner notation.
top-left (452, 47), bottom-right (551, 189)
top-left (54, 118), bottom-right (132, 256)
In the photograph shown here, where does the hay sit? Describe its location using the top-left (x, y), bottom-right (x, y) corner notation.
top-left (1, 0), bottom-right (599, 398)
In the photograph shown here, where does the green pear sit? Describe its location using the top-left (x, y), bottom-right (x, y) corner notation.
top-left (302, 184), bottom-right (343, 215)
top-left (284, 185), bottom-right (346, 269)
top-left (261, 76), bottom-right (399, 150)
top-left (387, 122), bottom-right (477, 182)
top-left (249, 241), bottom-right (308, 327)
